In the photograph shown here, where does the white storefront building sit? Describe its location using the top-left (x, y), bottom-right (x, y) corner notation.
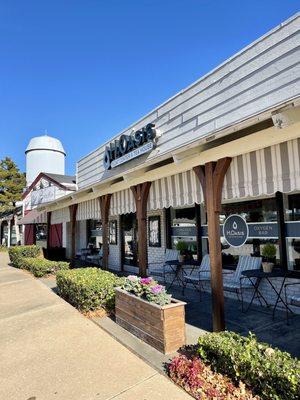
top-left (40, 14), bottom-right (300, 321)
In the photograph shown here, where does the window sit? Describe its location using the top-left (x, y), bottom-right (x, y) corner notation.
top-left (36, 224), bottom-right (47, 248)
top-left (148, 215), bottom-right (161, 247)
top-left (285, 194), bottom-right (300, 221)
top-left (201, 199), bottom-right (280, 268)
top-left (88, 220), bottom-right (102, 248)
top-left (170, 206), bottom-right (197, 260)
top-left (220, 198), bottom-right (277, 223)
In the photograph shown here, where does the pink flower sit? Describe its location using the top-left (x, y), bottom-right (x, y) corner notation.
top-left (150, 284), bottom-right (164, 294)
top-left (140, 277), bottom-right (153, 285)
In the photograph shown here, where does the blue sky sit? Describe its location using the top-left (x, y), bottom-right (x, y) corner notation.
top-left (0, 0), bottom-right (299, 175)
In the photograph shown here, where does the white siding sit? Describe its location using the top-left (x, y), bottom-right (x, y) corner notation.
top-left (77, 15), bottom-right (300, 190)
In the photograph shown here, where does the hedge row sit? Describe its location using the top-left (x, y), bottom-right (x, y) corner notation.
top-left (8, 245), bottom-right (40, 268)
top-left (56, 268), bottom-right (124, 312)
top-left (198, 331), bottom-right (300, 400)
top-left (19, 257), bottom-right (70, 277)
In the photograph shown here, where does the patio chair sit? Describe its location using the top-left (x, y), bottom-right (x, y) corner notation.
top-left (182, 254), bottom-right (210, 298)
top-left (148, 248), bottom-right (179, 283)
top-left (284, 281), bottom-right (300, 319)
top-left (79, 248), bottom-right (91, 261)
top-left (86, 247), bottom-right (103, 267)
top-left (223, 255), bottom-right (262, 311)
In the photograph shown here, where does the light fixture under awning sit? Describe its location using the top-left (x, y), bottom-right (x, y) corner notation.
top-left (17, 209), bottom-right (47, 225)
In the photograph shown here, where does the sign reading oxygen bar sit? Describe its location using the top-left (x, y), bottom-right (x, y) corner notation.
top-left (103, 123), bottom-right (157, 170)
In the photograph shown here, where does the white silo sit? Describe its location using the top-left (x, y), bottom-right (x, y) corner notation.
top-left (25, 135), bottom-right (66, 186)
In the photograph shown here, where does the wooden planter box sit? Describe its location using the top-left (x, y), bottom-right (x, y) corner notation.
top-left (115, 288), bottom-right (186, 354)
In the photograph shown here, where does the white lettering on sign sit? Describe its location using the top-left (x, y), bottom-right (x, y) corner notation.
top-left (111, 141), bottom-right (154, 168)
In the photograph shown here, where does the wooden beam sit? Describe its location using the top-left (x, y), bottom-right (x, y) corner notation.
top-left (194, 157), bottom-right (231, 332)
top-left (131, 182), bottom-right (152, 277)
top-left (193, 165), bottom-right (206, 205)
top-left (69, 204), bottom-right (78, 260)
top-left (99, 194), bottom-right (112, 270)
top-left (213, 157), bottom-right (231, 212)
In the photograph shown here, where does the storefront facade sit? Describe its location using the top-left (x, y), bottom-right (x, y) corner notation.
top-left (40, 15), bottom-right (300, 326)
top-left (19, 172), bottom-right (76, 250)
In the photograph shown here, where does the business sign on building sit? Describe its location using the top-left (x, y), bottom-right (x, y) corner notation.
top-left (103, 123), bottom-right (157, 170)
top-left (223, 215), bottom-right (249, 247)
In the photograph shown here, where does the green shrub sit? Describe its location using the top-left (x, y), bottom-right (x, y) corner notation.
top-left (20, 257), bottom-right (70, 277)
top-left (56, 268), bottom-right (124, 312)
top-left (8, 245), bottom-right (40, 268)
top-left (0, 245), bottom-right (8, 252)
top-left (198, 331), bottom-right (300, 400)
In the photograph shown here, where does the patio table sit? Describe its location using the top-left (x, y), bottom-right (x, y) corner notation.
top-left (165, 259), bottom-right (201, 291)
top-left (241, 268), bottom-right (300, 321)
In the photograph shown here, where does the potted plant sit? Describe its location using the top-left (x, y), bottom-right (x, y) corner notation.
top-left (261, 243), bottom-right (276, 273)
top-left (115, 276), bottom-right (186, 354)
top-left (176, 241), bottom-right (187, 263)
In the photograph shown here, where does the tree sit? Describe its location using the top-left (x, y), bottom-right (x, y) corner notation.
top-left (0, 157), bottom-right (26, 213)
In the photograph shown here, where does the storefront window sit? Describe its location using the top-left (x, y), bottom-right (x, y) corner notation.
top-left (285, 193), bottom-right (300, 269)
top-left (170, 207), bottom-right (197, 260)
top-left (220, 198), bottom-right (277, 223)
top-left (201, 198), bottom-right (280, 268)
top-left (287, 239), bottom-right (300, 270)
top-left (285, 193), bottom-right (300, 221)
top-left (121, 213), bottom-right (138, 266)
top-left (36, 224), bottom-right (47, 248)
top-left (87, 220), bottom-right (102, 248)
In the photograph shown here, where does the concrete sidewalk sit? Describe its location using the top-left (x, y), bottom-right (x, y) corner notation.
top-left (0, 255), bottom-right (190, 400)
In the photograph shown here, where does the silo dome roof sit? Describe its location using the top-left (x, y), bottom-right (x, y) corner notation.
top-left (25, 135), bottom-right (66, 155)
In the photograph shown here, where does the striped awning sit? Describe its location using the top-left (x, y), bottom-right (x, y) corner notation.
top-left (77, 199), bottom-right (101, 221)
top-left (148, 170), bottom-right (203, 210)
top-left (50, 138), bottom-right (300, 219)
top-left (110, 189), bottom-right (136, 216)
top-left (51, 207), bottom-right (70, 225)
top-left (17, 209), bottom-right (47, 225)
top-left (223, 138), bottom-right (300, 200)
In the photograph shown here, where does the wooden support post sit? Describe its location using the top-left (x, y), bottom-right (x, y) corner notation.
top-left (194, 157), bottom-right (231, 332)
top-left (99, 194), bottom-right (112, 270)
top-left (46, 211), bottom-right (52, 249)
top-left (69, 204), bottom-right (78, 260)
top-left (131, 182), bottom-right (152, 277)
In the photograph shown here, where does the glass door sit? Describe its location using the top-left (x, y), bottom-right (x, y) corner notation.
top-left (121, 213), bottom-right (138, 266)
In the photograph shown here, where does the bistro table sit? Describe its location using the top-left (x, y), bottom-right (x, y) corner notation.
top-left (241, 268), bottom-right (300, 321)
top-left (165, 259), bottom-right (201, 291)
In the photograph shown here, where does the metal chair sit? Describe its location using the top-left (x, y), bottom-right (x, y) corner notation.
top-left (223, 255), bottom-right (262, 310)
top-left (148, 248), bottom-right (179, 283)
top-left (284, 281), bottom-right (300, 322)
top-left (86, 247), bottom-right (103, 267)
top-left (182, 254), bottom-right (211, 298)
top-left (80, 248), bottom-right (91, 261)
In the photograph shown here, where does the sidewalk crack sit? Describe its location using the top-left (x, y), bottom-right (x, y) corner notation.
top-left (105, 372), bottom-right (158, 399)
